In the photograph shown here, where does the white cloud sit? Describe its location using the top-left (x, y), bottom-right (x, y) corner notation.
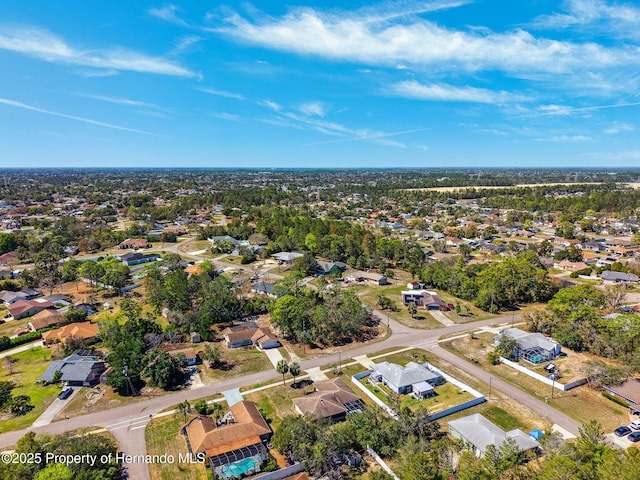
top-left (535, 134), bottom-right (592, 142)
top-left (81, 94), bottom-right (161, 110)
top-left (298, 101), bottom-right (327, 117)
top-left (148, 4), bottom-right (189, 27)
top-left (198, 87), bottom-right (244, 100)
top-left (0, 97), bottom-right (157, 135)
top-left (212, 112), bottom-right (242, 122)
top-left (261, 100), bottom-right (282, 111)
top-left (213, 5), bottom-right (635, 75)
top-left (390, 80), bottom-right (521, 103)
top-left (532, 0), bottom-right (640, 39)
top-left (605, 121), bottom-right (634, 134)
top-left (520, 100), bottom-right (640, 118)
top-left (0, 25), bottom-right (196, 77)
top-left (172, 34), bottom-right (203, 53)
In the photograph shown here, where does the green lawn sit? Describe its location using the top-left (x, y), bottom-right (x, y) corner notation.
top-left (200, 344), bottom-right (271, 382)
top-left (145, 414), bottom-right (207, 480)
top-left (243, 384), bottom-right (301, 431)
top-left (440, 337), bottom-right (630, 431)
top-left (0, 317), bottom-right (31, 337)
top-left (0, 346), bottom-right (60, 431)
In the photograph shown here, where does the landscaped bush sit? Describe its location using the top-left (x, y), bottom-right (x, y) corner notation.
top-left (602, 391), bottom-right (630, 408)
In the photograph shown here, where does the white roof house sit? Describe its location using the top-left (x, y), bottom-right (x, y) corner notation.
top-left (371, 361), bottom-right (444, 395)
top-left (449, 413), bottom-right (540, 457)
top-left (494, 327), bottom-right (561, 364)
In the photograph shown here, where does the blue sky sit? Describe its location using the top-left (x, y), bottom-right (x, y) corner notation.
top-left (1, 0), bottom-right (640, 168)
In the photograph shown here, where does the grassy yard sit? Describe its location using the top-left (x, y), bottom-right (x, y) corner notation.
top-left (145, 413), bottom-right (208, 480)
top-left (200, 344), bottom-right (271, 383)
top-left (0, 346), bottom-right (60, 431)
top-left (0, 317), bottom-right (31, 337)
top-left (243, 384), bottom-right (302, 431)
top-left (440, 336), bottom-right (630, 431)
top-left (177, 240), bottom-right (211, 254)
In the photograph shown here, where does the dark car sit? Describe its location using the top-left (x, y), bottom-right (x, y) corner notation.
top-left (614, 426), bottom-right (632, 437)
top-left (58, 388), bottom-right (73, 400)
top-left (628, 431), bottom-right (640, 442)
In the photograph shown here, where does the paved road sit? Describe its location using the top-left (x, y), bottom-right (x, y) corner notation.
top-left (428, 345), bottom-right (582, 436)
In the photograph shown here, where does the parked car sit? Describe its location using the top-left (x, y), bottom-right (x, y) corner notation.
top-left (630, 419), bottom-right (640, 430)
top-left (614, 426), bottom-right (632, 437)
top-left (628, 431), bottom-right (640, 442)
top-left (58, 387), bottom-right (73, 400)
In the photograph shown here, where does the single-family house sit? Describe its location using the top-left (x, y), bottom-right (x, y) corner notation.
top-left (42, 321), bottom-right (100, 344)
top-left (0, 290), bottom-right (28, 305)
top-left (556, 260), bottom-right (590, 273)
top-left (406, 281), bottom-right (426, 290)
top-left (346, 270), bottom-right (389, 285)
top-left (0, 269), bottom-right (12, 280)
top-left (494, 327), bottom-right (561, 364)
top-left (251, 327), bottom-right (281, 350)
top-left (449, 413), bottom-right (540, 458)
top-left (293, 377), bottom-right (365, 422)
top-left (28, 308), bottom-right (65, 331)
top-left (119, 238), bottom-right (148, 249)
top-left (371, 361), bottom-right (444, 396)
top-left (401, 290), bottom-right (449, 310)
top-left (601, 270), bottom-right (639, 284)
top-left (184, 401), bottom-right (272, 478)
top-left (38, 351), bottom-right (106, 386)
top-left (222, 322), bottom-right (259, 348)
top-left (208, 235), bottom-right (240, 247)
top-left (271, 251), bottom-right (304, 264)
top-left (121, 252), bottom-right (161, 267)
top-left (250, 282), bottom-right (280, 299)
top-left (9, 299), bottom-right (54, 320)
top-left (316, 260), bottom-right (347, 275)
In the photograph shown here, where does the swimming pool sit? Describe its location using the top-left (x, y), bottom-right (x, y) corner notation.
top-left (217, 457), bottom-right (259, 478)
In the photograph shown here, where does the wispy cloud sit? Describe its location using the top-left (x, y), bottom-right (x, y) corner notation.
top-left (213, 4), bottom-right (635, 75)
top-left (148, 4), bottom-right (190, 27)
top-left (211, 112), bottom-right (242, 122)
top-left (0, 25), bottom-right (197, 77)
top-left (197, 87), bottom-right (244, 100)
top-left (81, 94), bottom-right (161, 110)
top-left (260, 100), bottom-right (282, 111)
top-left (390, 80), bottom-right (523, 103)
top-left (298, 101), bottom-right (327, 117)
top-left (0, 97), bottom-right (157, 136)
top-left (534, 134), bottom-right (592, 142)
top-left (531, 0), bottom-right (640, 39)
top-left (171, 34), bottom-right (203, 53)
top-left (605, 121), bottom-right (634, 134)
top-left (518, 100), bottom-right (640, 118)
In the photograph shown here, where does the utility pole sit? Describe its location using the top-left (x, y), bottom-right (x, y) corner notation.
top-left (387, 310), bottom-right (390, 334)
top-left (489, 377), bottom-right (492, 400)
top-left (551, 372), bottom-right (556, 399)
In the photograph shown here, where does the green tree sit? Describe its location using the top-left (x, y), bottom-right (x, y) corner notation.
top-left (0, 233), bottom-right (16, 255)
top-left (276, 359), bottom-right (289, 386)
top-left (52, 370), bottom-right (63, 384)
top-left (34, 463), bottom-right (74, 480)
top-left (407, 303), bottom-right (418, 318)
top-left (0, 380), bottom-right (16, 408)
top-left (176, 400), bottom-right (191, 423)
top-left (289, 361), bottom-right (301, 385)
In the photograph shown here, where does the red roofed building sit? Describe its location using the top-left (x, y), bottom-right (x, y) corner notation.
top-left (9, 299), bottom-right (54, 320)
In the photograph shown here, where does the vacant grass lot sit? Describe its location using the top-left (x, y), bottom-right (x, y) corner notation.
top-left (0, 346), bottom-right (59, 431)
top-left (243, 384), bottom-right (302, 431)
top-left (200, 344), bottom-right (271, 383)
top-left (145, 414), bottom-right (207, 480)
top-left (441, 336), bottom-right (630, 431)
top-left (0, 317), bottom-right (31, 337)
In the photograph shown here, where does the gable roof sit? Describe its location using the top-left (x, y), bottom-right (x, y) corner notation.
top-left (185, 401), bottom-right (271, 457)
top-left (38, 352), bottom-right (105, 383)
top-left (602, 270), bottom-right (639, 282)
top-left (9, 299), bottom-right (53, 317)
top-left (372, 361), bottom-right (440, 389)
top-left (29, 308), bottom-right (65, 330)
top-left (41, 321), bottom-right (99, 342)
top-left (292, 377), bottom-right (361, 420)
top-left (500, 328), bottom-right (558, 352)
top-left (449, 413), bottom-right (539, 455)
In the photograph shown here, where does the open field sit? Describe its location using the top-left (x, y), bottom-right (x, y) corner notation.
top-left (177, 240), bottom-right (211, 254)
top-left (0, 346), bottom-right (60, 431)
top-left (199, 343), bottom-right (272, 383)
top-left (243, 383), bottom-right (303, 431)
top-left (146, 413), bottom-right (207, 480)
top-left (441, 335), bottom-right (631, 431)
top-left (0, 317), bottom-right (31, 337)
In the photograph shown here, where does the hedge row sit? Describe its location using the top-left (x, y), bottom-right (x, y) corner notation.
top-left (602, 391), bottom-right (630, 408)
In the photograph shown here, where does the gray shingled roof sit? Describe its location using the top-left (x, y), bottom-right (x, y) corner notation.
top-left (501, 328), bottom-right (557, 352)
top-left (449, 413), bottom-right (539, 455)
top-left (372, 361), bottom-right (440, 389)
top-left (39, 353), bottom-right (105, 384)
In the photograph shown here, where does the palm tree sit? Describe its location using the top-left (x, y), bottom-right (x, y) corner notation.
top-left (289, 362), bottom-right (301, 386)
top-left (176, 400), bottom-right (191, 423)
top-left (276, 359), bottom-right (289, 386)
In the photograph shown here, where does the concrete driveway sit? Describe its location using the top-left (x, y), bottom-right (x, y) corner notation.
top-left (263, 348), bottom-right (284, 368)
top-left (32, 388), bottom-right (77, 427)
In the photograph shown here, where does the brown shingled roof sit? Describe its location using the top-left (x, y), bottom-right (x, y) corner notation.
top-left (29, 309), bottom-right (64, 330)
top-left (292, 377), bottom-right (361, 420)
top-left (41, 321), bottom-right (99, 343)
top-left (185, 401), bottom-right (271, 458)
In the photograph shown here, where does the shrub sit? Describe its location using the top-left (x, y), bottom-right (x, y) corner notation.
top-left (487, 351), bottom-right (501, 365)
top-left (602, 391), bottom-right (630, 408)
top-left (194, 399), bottom-right (210, 415)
